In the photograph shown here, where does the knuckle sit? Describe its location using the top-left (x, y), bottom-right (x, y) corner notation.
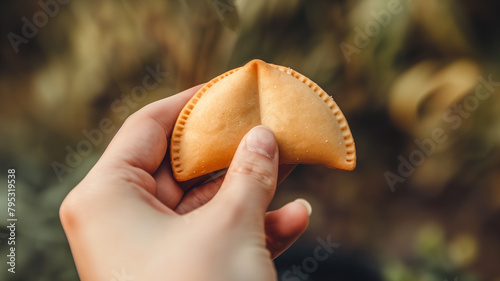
top-left (59, 191), bottom-right (81, 230)
top-left (229, 159), bottom-right (276, 187)
top-left (59, 184), bottom-right (92, 230)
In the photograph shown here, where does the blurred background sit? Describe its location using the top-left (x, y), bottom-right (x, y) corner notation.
top-left (1, 0), bottom-right (500, 280)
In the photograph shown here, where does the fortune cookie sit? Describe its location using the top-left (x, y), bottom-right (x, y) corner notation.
top-left (171, 59), bottom-right (356, 181)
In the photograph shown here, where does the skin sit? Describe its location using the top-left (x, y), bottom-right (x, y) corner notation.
top-left (60, 84), bottom-right (311, 281)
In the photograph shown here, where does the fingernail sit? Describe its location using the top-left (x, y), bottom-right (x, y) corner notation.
top-left (245, 126), bottom-right (276, 159)
top-left (294, 198), bottom-right (312, 216)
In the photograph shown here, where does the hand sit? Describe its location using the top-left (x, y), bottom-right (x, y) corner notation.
top-left (60, 85), bottom-right (311, 281)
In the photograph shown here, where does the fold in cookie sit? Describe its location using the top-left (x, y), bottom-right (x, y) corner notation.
top-left (171, 59), bottom-right (356, 181)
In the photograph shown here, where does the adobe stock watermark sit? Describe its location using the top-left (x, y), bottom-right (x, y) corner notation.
top-left (280, 235), bottom-right (340, 281)
top-left (212, 0), bottom-right (235, 21)
top-left (384, 74), bottom-right (500, 192)
top-left (182, 170), bottom-right (227, 225)
top-left (51, 64), bottom-right (169, 182)
top-left (7, 0), bottom-right (72, 54)
top-left (339, 0), bottom-right (406, 63)
top-left (110, 267), bottom-right (134, 281)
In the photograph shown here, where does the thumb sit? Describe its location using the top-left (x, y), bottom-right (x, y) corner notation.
top-left (212, 125), bottom-right (279, 225)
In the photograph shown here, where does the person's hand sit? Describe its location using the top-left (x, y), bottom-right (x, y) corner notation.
top-left (60, 85), bottom-right (311, 281)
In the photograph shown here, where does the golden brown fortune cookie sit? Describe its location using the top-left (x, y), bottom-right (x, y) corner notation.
top-left (170, 59), bottom-right (356, 181)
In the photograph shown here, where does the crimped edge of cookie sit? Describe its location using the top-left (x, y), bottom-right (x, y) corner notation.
top-left (269, 63), bottom-right (356, 170)
top-left (170, 66), bottom-right (242, 179)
